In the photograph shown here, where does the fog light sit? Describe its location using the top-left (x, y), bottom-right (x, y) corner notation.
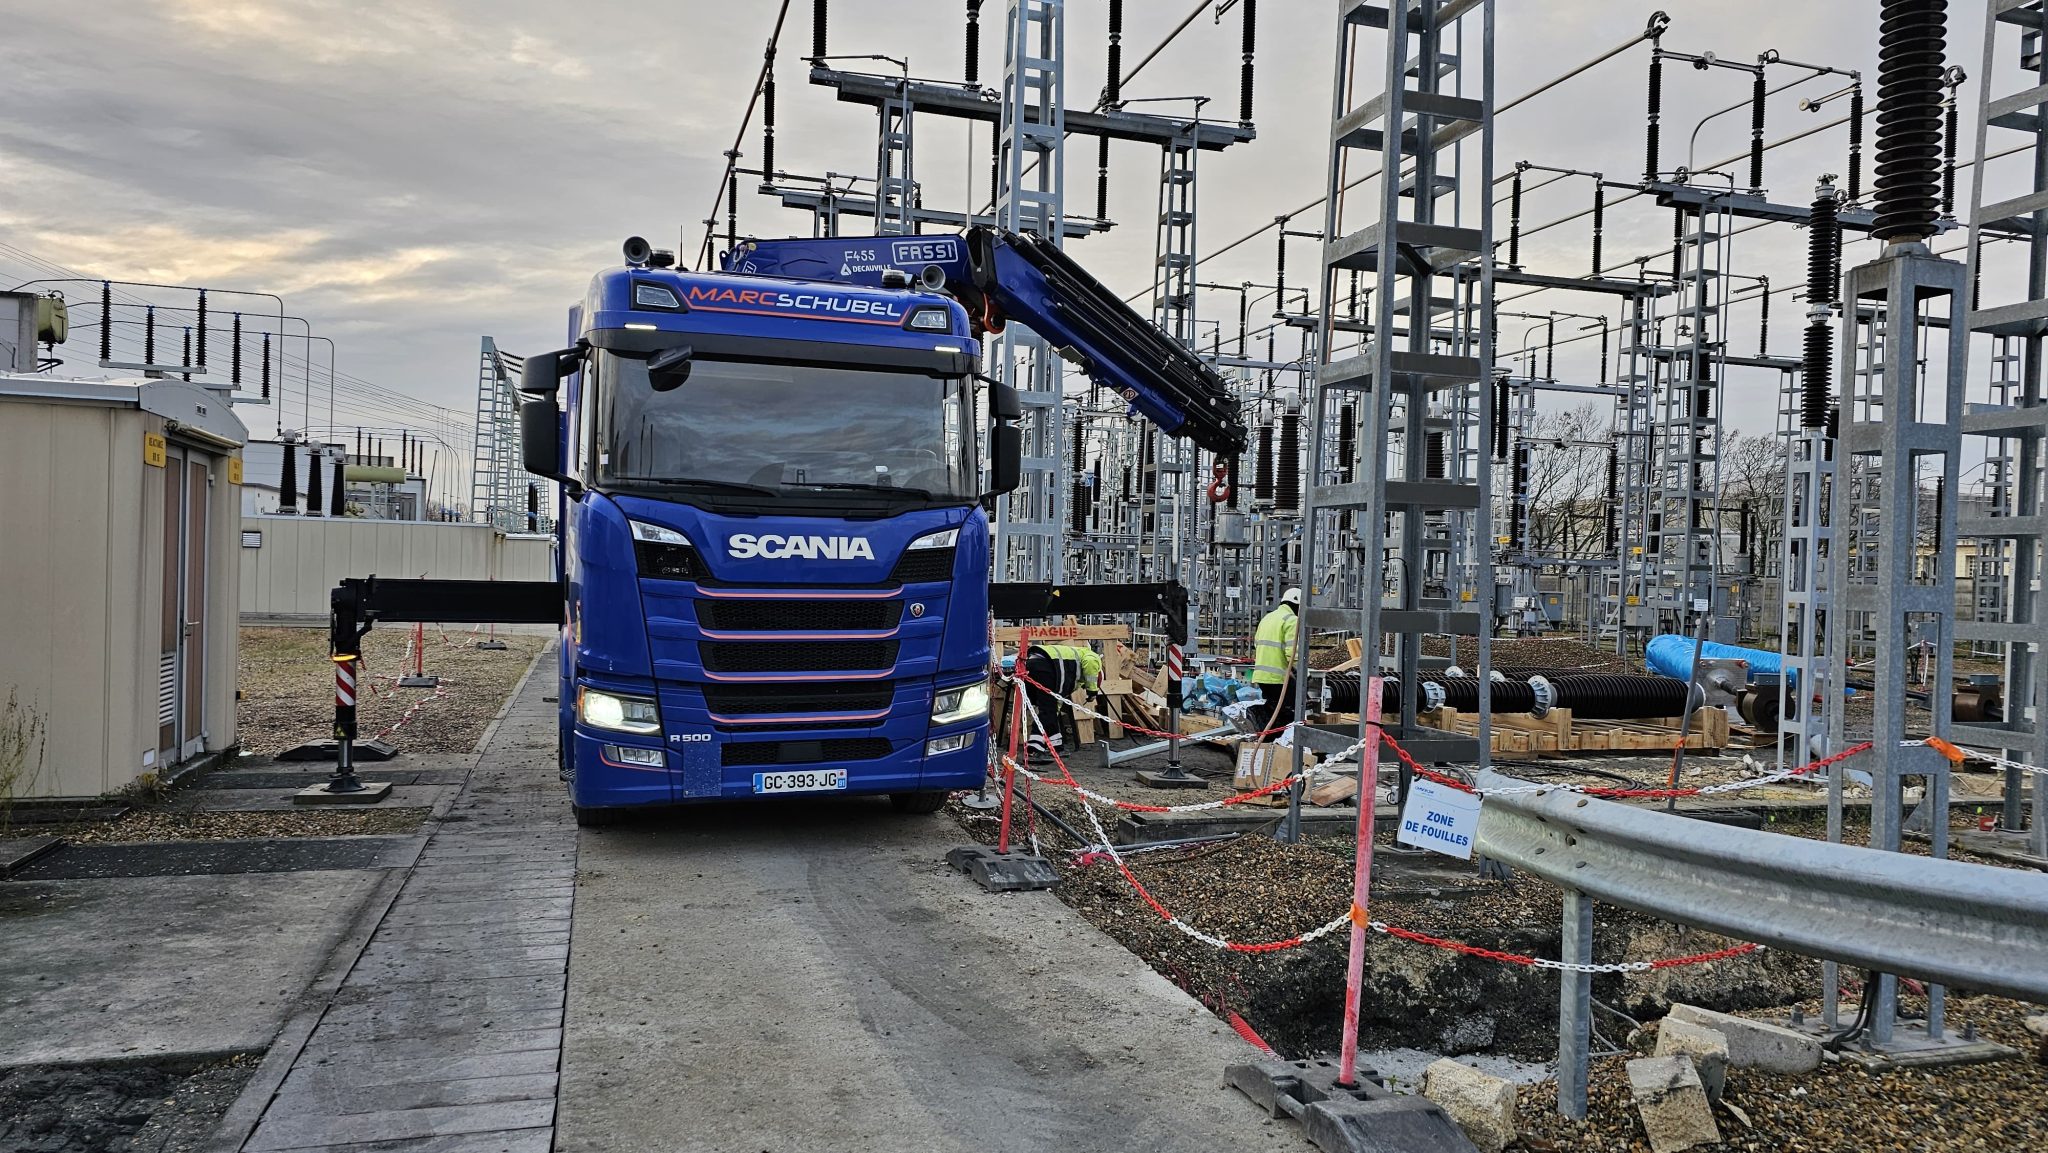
top-left (926, 732), bottom-right (973, 756)
top-left (602, 744), bottom-right (665, 768)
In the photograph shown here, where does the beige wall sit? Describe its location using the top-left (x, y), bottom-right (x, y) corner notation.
top-left (239, 518), bottom-right (556, 620)
top-left (0, 400), bottom-right (239, 798)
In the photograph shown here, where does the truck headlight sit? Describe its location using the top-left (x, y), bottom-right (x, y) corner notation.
top-left (579, 687), bottom-right (661, 735)
top-left (931, 682), bottom-right (989, 727)
top-left (906, 527), bottom-right (959, 550)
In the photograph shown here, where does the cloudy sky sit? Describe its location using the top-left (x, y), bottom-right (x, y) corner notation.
top-left (0, 1), bottom-right (2022, 484)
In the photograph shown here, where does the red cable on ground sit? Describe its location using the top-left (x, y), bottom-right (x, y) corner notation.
top-left (1227, 1010), bottom-right (1277, 1055)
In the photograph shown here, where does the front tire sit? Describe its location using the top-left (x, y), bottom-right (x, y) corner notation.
top-left (889, 790), bottom-right (949, 814)
top-left (573, 804), bottom-right (623, 828)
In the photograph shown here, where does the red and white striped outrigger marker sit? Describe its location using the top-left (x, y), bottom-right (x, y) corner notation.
top-left (325, 652), bottom-right (369, 794)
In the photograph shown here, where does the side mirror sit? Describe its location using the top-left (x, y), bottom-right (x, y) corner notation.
top-left (517, 347), bottom-right (579, 397)
top-left (987, 379), bottom-right (1022, 496)
top-left (520, 396), bottom-right (562, 480)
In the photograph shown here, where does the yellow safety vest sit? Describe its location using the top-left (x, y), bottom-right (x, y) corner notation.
top-left (1250, 606), bottom-right (1297, 685)
top-left (1035, 644), bottom-right (1102, 693)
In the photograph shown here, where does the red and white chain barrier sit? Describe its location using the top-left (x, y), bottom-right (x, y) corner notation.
top-left (373, 686), bottom-right (451, 740)
top-left (1012, 689), bottom-right (1766, 970)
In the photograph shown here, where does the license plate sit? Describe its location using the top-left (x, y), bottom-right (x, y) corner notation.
top-left (753, 769), bottom-right (848, 794)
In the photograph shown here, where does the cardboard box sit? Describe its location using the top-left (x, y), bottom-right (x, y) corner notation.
top-left (1233, 743), bottom-right (1316, 804)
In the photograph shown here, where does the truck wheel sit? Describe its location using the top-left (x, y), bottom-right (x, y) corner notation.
top-left (889, 790), bottom-right (949, 814)
top-left (573, 804), bottom-right (623, 828)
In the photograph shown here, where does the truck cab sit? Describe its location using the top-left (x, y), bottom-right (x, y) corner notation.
top-left (518, 242), bottom-right (1020, 825)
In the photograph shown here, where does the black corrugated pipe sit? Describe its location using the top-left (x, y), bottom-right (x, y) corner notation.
top-left (1803, 182), bottom-right (1839, 428)
top-left (1239, 0), bottom-right (1256, 125)
top-left (1645, 45), bottom-right (1665, 181)
top-left (1255, 422), bottom-right (1274, 502)
top-left (1544, 674), bottom-right (1694, 719)
top-left (1872, 0), bottom-right (1946, 245)
top-left (305, 449), bottom-right (324, 517)
top-left (98, 281), bottom-right (111, 361)
top-left (965, 0), bottom-right (981, 83)
top-left (811, 0), bottom-right (827, 60)
top-left (279, 442), bottom-right (299, 512)
top-left (1749, 66), bottom-right (1767, 190)
top-left (1277, 409), bottom-right (1300, 512)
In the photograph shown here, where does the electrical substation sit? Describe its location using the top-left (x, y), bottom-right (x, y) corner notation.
top-left (3, 3), bottom-right (2048, 1152)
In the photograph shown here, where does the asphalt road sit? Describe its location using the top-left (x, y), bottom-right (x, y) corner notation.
top-left (558, 800), bottom-right (1303, 1153)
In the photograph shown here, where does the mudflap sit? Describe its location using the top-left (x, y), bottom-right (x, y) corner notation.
top-left (945, 845), bottom-right (1058, 892)
top-left (1225, 1059), bottom-right (1478, 1153)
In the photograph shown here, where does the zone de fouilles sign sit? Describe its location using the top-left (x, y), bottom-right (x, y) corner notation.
top-left (1397, 779), bottom-right (1482, 860)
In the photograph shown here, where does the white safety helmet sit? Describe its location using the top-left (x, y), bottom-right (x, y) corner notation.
top-left (1280, 587), bottom-right (1302, 607)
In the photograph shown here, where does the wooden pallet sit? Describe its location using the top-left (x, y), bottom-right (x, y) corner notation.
top-left (1421, 706), bottom-right (1727, 757)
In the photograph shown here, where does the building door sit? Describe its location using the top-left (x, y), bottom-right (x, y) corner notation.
top-left (157, 448), bottom-right (212, 764)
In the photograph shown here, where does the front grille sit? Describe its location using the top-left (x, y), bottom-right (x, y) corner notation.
top-left (700, 640), bottom-right (898, 674)
top-left (635, 540), bottom-right (705, 581)
top-left (890, 548), bottom-right (955, 584)
top-left (702, 682), bottom-right (894, 715)
top-left (697, 599), bottom-right (903, 633)
top-left (722, 738), bottom-right (894, 767)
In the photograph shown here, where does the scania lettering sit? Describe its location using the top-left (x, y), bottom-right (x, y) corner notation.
top-left (510, 230), bottom-right (1245, 826)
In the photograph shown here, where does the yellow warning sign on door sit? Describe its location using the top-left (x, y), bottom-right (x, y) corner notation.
top-left (143, 433), bottom-right (166, 468)
top-left (228, 457), bottom-right (244, 484)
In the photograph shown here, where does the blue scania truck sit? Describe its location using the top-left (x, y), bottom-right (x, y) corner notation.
top-left (499, 228), bottom-right (1244, 826)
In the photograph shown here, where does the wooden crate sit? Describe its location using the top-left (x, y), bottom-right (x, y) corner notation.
top-left (1420, 706), bottom-right (1726, 757)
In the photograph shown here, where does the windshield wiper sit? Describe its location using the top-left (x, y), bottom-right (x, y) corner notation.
top-left (614, 477), bottom-right (782, 498)
top-left (793, 481), bottom-right (939, 499)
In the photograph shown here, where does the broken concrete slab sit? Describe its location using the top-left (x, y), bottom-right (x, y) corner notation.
top-left (1626, 1055), bottom-right (1721, 1153)
top-left (1666, 1002), bottom-right (1821, 1074)
top-left (1654, 1016), bottom-right (1730, 1102)
top-left (1421, 1058), bottom-right (1516, 1153)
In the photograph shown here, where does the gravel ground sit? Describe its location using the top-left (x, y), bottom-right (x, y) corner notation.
top-left (1423, 636), bottom-right (1644, 675)
top-left (0, 1054), bottom-right (256, 1153)
top-left (51, 807), bottom-right (431, 845)
top-left (237, 626), bottom-right (546, 756)
top-left (1513, 995), bottom-right (2048, 1152)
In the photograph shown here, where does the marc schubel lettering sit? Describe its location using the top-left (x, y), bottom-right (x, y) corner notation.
top-left (726, 534), bottom-right (877, 561)
top-left (685, 285), bottom-right (905, 322)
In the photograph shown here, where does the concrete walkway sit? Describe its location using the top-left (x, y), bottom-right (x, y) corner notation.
top-left (232, 662), bottom-right (575, 1152)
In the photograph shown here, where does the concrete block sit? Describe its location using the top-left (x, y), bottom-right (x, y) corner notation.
top-left (1666, 1002), bottom-right (1821, 1074)
top-left (1302, 1094), bottom-right (1480, 1153)
top-left (1653, 1017), bottom-right (1730, 1102)
top-left (1626, 1055), bottom-right (1721, 1153)
top-left (1420, 1058), bottom-right (1517, 1153)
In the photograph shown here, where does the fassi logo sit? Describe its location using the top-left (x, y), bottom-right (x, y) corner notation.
top-left (727, 534), bottom-right (876, 561)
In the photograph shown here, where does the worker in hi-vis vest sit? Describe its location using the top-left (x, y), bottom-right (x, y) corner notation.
top-left (1023, 642), bottom-right (1102, 759)
top-left (1250, 588), bottom-right (1301, 732)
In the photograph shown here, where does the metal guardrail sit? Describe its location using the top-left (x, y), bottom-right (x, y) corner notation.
top-left (1474, 769), bottom-right (2048, 1004)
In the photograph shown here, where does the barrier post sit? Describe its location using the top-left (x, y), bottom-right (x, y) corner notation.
top-left (998, 627), bottom-right (1030, 854)
top-left (1335, 675), bottom-right (1384, 1088)
top-left (1557, 887), bottom-right (1594, 1119)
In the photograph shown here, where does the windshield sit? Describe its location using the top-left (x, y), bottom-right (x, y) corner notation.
top-left (599, 351), bottom-right (976, 502)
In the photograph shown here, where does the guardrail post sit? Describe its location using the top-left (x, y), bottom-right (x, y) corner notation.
top-left (1557, 886), bottom-right (1593, 1120)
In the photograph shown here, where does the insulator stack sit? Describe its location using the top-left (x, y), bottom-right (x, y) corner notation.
top-left (144, 305), bottom-right (156, 364)
top-left (1932, 473), bottom-right (1945, 549)
top-left (98, 281), bottom-right (111, 361)
top-left (230, 313), bottom-right (242, 386)
top-left (1255, 422), bottom-right (1274, 502)
top-left (1942, 92), bottom-right (1959, 214)
top-left (1238, 0), bottom-right (1256, 124)
top-left (1871, 0), bottom-right (1946, 244)
top-left (1427, 432), bottom-right (1447, 479)
top-left (260, 333), bottom-right (271, 401)
top-left (1757, 277), bottom-right (1770, 357)
top-left (811, 0), bottom-right (827, 60)
top-left (1645, 46), bottom-right (1665, 180)
top-left (330, 460), bottom-right (345, 517)
top-left (1071, 479), bottom-right (1088, 533)
top-left (1274, 224), bottom-right (1287, 306)
top-left (1121, 465), bottom-right (1132, 502)
top-left (726, 169), bottom-right (739, 249)
top-left (1748, 67), bottom-right (1767, 190)
top-left (195, 289), bottom-right (207, 368)
top-left (1597, 322), bottom-right (1610, 383)
top-left (1803, 186), bottom-right (1839, 429)
top-left (1848, 83), bottom-right (1866, 202)
top-left (1591, 185), bottom-right (1605, 274)
top-left (965, 0), bottom-right (981, 84)
top-left (1510, 442), bottom-right (1530, 552)
top-left (1507, 171), bottom-right (1523, 268)
top-left (762, 56), bottom-right (777, 175)
top-left (1544, 316), bottom-right (1555, 380)
top-left (180, 328), bottom-right (191, 381)
top-left (1277, 410), bottom-right (1300, 512)
top-left (1671, 205), bottom-right (1684, 280)
top-left (1227, 453), bottom-right (1240, 510)
top-left (527, 483), bottom-right (539, 532)
top-left (279, 442), bottom-right (299, 511)
top-left (1545, 674), bottom-right (1693, 719)
top-left (1606, 446), bottom-right (1618, 501)
top-left (1142, 429), bottom-right (1156, 495)
top-left (1337, 403), bottom-right (1356, 483)
top-left (1091, 459), bottom-right (1103, 526)
top-left (1097, 137), bottom-right (1110, 220)
top-left (1492, 378), bottom-right (1509, 460)
top-left (305, 449), bottom-right (324, 517)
